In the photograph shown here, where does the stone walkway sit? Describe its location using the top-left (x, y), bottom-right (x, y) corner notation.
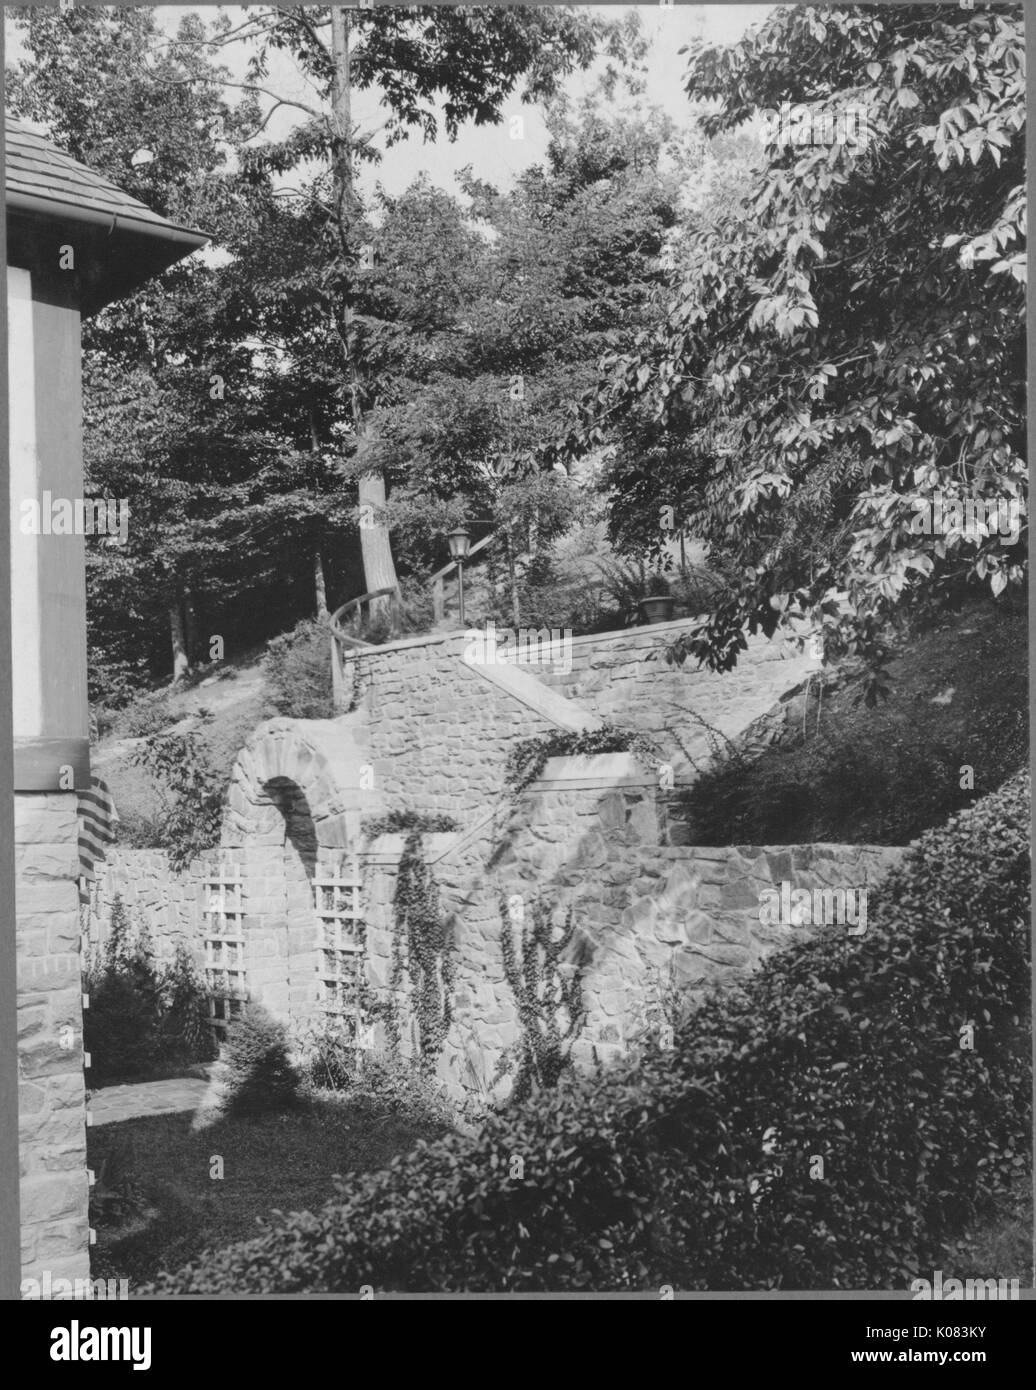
top-left (88, 1075), bottom-right (210, 1126)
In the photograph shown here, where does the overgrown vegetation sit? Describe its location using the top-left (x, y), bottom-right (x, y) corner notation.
top-left (129, 730), bottom-right (225, 870)
top-left (296, 1033), bottom-right (458, 1131)
top-left (146, 772), bottom-right (1031, 1293)
top-left (84, 898), bottom-right (215, 1086)
top-left (261, 619), bottom-right (335, 720)
top-left (676, 602), bottom-right (1027, 844)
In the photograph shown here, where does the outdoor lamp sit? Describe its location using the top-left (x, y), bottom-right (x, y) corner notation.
top-left (447, 526), bottom-right (471, 561)
top-left (447, 526), bottom-right (472, 625)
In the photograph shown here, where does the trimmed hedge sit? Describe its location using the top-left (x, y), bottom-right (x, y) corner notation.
top-left (146, 773), bottom-right (1030, 1292)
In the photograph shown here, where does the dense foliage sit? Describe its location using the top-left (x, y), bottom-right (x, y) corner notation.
top-left (130, 731), bottom-right (225, 871)
top-left (575, 4), bottom-right (1026, 700)
top-left (84, 899), bottom-right (215, 1085)
top-left (145, 772), bottom-right (1030, 1292)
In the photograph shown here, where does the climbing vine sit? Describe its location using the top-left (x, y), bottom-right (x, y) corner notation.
top-left (503, 723), bottom-right (663, 798)
top-left (365, 811), bottom-right (458, 1071)
top-left (494, 894), bottom-right (588, 1103)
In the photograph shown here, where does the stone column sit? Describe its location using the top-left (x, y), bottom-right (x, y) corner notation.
top-left (15, 791), bottom-right (90, 1284)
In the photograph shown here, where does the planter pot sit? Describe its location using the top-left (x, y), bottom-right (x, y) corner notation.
top-left (638, 596), bottom-right (676, 624)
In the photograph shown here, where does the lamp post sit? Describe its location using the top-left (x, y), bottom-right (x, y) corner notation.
top-left (447, 525), bottom-right (471, 626)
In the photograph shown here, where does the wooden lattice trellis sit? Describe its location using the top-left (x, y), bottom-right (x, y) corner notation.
top-left (204, 864), bottom-right (247, 1043)
top-left (314, 859), bottom-right (371, 1046)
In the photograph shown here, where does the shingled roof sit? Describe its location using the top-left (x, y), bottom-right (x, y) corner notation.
top-left (5, 115), bottom-right (209, 314)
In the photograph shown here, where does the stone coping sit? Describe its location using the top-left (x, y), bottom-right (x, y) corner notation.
top-left (337, 615), bottom-right (816, 661)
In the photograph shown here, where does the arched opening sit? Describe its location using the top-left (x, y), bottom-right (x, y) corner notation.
top-left (220, 717), bottom-right (381, 1037)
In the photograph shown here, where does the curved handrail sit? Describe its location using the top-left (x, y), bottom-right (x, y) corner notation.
top-left (330, 586), bottom-right (400, 649)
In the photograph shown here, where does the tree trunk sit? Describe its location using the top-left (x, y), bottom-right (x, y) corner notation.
top-left (183, 585), bottom-right (198, 667)
top-left (504, 532), bottom-right (521, 628)
top-left (314, 549), bottom-right (329, 618)
top-left (169, 599), bottom-right (189, 683)
top-left (330, 7), bottom-right (398, 614)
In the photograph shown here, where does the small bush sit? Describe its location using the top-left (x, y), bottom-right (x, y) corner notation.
top-left (299, 1035), bottom-right (457, 1129)
top-left (216, 1005), bottom-right (300, 1118)
top-left (159, 943), bottom-right (218, 1070)
top-left (85, 902), bottom-right (215, 1085)
top-left (130, 731), bottom-right (224, 871)
top-left (147, 772), bottom-right (1030, 1293)
top-left (113, 691), bottom-right (179, 740)
top-left (262, 619), bottom-right (334, 720)
top-left (84, 898), bottom-right (165, 1085)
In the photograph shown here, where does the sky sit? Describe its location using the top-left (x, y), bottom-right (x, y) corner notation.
top-left (36, 4), bottom-right (774, 201)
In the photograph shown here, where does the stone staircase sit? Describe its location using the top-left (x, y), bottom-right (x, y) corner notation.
top-left (491, 618), bottom-right (821, 774)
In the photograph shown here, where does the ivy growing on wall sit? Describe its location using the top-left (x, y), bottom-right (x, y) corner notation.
top-left (364, 811), bottom-right (459, 1071)
top-left (494, 894), bottom-right (588, 1103)
top-left (504, 723), bottom-right (662, 798)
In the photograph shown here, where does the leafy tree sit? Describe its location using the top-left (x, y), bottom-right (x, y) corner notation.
top-left (173, 4), bottom-right (638, 615)
top-left (366, 87), bottom-right (691, 622)
top-left (577, 4), bottom-right (1026, 697)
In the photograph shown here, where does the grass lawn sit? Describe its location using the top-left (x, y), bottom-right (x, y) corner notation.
top-left (87, 1093), bottom-right (450, 1286)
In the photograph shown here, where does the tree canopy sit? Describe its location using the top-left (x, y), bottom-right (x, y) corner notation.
top-left (576, 3), bottom-right (1026, 697)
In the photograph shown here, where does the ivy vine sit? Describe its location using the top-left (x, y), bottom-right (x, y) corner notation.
top-left (365, 811), bottom-right (458, 1071)
top-left (493, 895), bottom-right (588, 1103)
top-left (504, 723), bottom-right (663, 798)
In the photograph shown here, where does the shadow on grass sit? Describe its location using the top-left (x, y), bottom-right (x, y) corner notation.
top-left (87, 1092), bottom-right (451, 1287)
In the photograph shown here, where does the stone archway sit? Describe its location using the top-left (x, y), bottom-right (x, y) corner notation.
top-left (220, 716), bottom-right (381, 1031)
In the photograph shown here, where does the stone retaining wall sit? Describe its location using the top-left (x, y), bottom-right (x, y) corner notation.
top-left (357, 758), bottom-right (905, 1099)
top-left (84, 848), bottom-right (205, 968)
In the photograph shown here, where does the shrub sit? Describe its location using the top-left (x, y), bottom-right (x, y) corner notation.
top-left (215, 1005), bottom-right (300, 1119)
top-left (299, 1035), bottom-right (457, 1129)
top-left (130, 731), bottom-right (224, 871)
top-left (159, 943), bottom-right (218, 1070)
top-left (262, 619), bottom-right (335, 720)
top-left (85, 905), bottom-right (217, 1085)
top-left (146, 773), bottom-right (1030, 1293)
top-left (84, 898), bottom-right (164, 1085)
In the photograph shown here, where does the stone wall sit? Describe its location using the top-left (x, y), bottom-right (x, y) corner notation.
top-left (340, 630), bottom-right (558, 827)
top-left (81, 627), bottom-right (897, 1111)
top-left (84, 848), bottom-right (206, 969)
top-left (16, 792), bottom-right (91, 1284)
top-left (532, 621), bottom-right (820, 766)
top-left (339, 620), bottom-right (820, 799)
top-left (357, 757), bottom-right (905, 1099)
